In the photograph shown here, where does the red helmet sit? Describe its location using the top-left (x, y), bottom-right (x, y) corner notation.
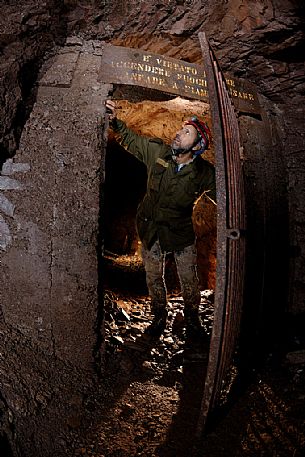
top-left (185, 116), bottom-right (211, 152)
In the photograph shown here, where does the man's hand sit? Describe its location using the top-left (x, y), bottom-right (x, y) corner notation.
top-left (105, 99), bottom-right (117, 121)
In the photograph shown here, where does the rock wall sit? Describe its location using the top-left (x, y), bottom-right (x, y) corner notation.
top-left (0, 0), bottom-right (304, 454)
top-left (282, 105), bottom-right (305, 314)
top-left (238, 97), bottom-right (289, 356)
top-left (0, 38), bottom-right (111, 456)
top-left (0, 0), bottom-right (68, 163)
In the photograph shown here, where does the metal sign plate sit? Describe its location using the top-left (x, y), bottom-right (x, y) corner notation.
top-left (99, 44), bottom-right (261, 114)
top-left (99, 44), bottom-right (208, 101)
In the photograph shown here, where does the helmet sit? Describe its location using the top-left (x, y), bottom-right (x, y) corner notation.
top-left (185, 116), bottom-right (211, 155)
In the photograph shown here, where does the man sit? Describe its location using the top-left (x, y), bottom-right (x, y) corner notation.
top-left (105, 100), bottom-right (216, 339)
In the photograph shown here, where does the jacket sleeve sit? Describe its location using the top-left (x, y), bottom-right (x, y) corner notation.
top-left (111, 118), bottom-right (167, 167)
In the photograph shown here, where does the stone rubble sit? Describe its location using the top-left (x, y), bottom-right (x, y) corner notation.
top-left (103, 287), bottom-right (215, 368)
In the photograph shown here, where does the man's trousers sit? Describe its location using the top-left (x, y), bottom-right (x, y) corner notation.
top-left (141, 240), bottom-right (201, 316)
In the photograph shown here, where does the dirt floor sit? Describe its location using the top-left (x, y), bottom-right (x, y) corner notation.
top-left (66, 254), bottom-right (305, 457)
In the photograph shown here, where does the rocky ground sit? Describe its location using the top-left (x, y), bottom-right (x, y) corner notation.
top-left (63, 254), bottom-right (305, 457)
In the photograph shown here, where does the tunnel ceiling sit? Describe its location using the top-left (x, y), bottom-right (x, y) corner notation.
top-left (78, 0), bottom-right (305, 104)
top-left (0, 0), bottom-right (304, 159)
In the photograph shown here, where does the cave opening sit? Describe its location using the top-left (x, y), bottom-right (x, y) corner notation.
top-left (100, 93), bottom-right (218, 452)
top-left (102, 92), bottom-right (217, 347)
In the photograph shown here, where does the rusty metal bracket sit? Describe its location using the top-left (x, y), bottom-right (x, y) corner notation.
top-left (227, 228), bottom-right (241, 240)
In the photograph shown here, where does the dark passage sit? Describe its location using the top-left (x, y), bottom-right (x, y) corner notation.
top-left (99, 100), bottom-right (217, 455)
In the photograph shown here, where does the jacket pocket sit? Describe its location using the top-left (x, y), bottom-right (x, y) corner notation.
top-left (149, 163), bottom-right (166, 192)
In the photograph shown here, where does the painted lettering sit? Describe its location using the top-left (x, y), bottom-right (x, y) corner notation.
top-left (146, 75), bottom-right (166, 86)
top-left (226, 79), bottom-right (235, 87)
top-left (130, 72), bottom-right (144, 82)
top-left (177, 73), bottom-right (207, 87)
top-left (155, 58), bottom-right (198, 75)
top-left (184, 85), bottom-right (207, 98)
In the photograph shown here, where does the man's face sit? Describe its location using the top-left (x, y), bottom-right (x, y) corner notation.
top-left (171, 124), bottom-right (198, 163)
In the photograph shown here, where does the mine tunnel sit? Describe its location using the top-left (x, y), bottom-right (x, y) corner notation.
top-left (0, 1), bottom-right (305, 457)
top-left (103, 97), bottom-right (216, 294)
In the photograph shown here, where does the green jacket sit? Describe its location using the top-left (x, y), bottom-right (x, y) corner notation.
top-left (112, 119), bottom-right (216, 252)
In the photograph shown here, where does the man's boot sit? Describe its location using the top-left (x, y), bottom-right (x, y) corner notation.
top-left (184, 308), bottom-right (207, 341)
top-left (145, 307), bottom-right (168, 337)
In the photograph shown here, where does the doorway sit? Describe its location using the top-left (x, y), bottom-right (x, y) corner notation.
top-left (99, 94), bottom-right (217, 454)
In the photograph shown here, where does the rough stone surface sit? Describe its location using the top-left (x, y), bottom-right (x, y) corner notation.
top-left (0, 0), bottom-right (66, 162)
top-left (0, 1), bottom-right (304, 455)
top-left (0, 40), bottom-right (110, 455)
top-left (1, 46), bottom-right (107, 366)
